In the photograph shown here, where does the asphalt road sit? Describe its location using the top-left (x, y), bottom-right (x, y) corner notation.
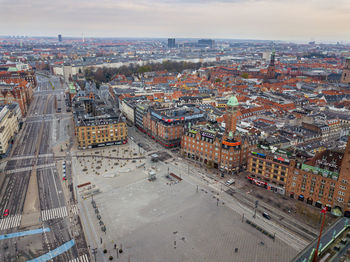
top-left (0, 74), bottom-right (89, 261)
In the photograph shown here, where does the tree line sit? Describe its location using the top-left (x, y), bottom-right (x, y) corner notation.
top-left (84, 60), bottom-right (214, 86)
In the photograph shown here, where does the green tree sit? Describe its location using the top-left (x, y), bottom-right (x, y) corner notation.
top-left (240, 73), bottom-right (249, 79)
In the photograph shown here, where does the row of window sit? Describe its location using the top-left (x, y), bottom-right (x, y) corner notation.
top-left (251, 163), bottom-right (286, 176)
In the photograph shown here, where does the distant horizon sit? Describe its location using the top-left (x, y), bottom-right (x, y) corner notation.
top-left (1, 35), bottom-right (349, 45)
top-left (1, 0), bottom-right (350, 43)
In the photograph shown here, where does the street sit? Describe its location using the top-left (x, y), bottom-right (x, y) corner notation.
top-left (0, 75), bottom-right (89, 261)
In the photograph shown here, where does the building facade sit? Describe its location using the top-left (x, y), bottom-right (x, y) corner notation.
top-left (181, 96), bottom-right (257, 173)
top-left (247, 150), bottom-right (294, 195)
top-left (182, 127), bottom-right (256, 173)
top-left (168, 38), bottom-right (175, 48)
top-left (248, 135), bottom-right (350, 217)
top-left (0, 105), bottom-right (19, 155)
top-left (75, 118), bottom-right (127, 149)
top-left (0, 79), bottom-right (33, 115)
top-left (143, 106), bottom-right (205, 148)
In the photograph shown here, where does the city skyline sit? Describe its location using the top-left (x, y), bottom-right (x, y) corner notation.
top-left (1, 0), bottom-right (350, 42)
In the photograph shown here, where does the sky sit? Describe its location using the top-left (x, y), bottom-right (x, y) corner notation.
top-left (1, 0), bottom-right (350, 42)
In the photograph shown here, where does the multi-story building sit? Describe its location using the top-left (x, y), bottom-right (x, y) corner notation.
top-left (143, 105), bottom-right (205, 148)
top-left (0, 70), bottom-right (37, 87)
top-left (73, 96), bottom-right (127, 149)
top-left (74, 116), bottom-right (128, 149)
top-left (0, 105), bottom-right (19, 156)
top-left (286, 144), bottom-right (350, 217)
top-left (168, 38), bottom-right (175, 48)
top-left (198, 39), bottom-right (214, 48)
top-left (248, 135), bottom-right (350, 217)
top-left (120, 98), bottom-right (136, 124)
top-left (181, 96), bottom-right (257, 173)
top-left (135, 103), bottom-right (149, 132)
top-left (0, 79), bottom-right (33, 115)
top-left (247, 148), bottom-right (295, 194)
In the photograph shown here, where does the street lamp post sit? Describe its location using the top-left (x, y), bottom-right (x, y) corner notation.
top-left (313, 207), bottom-right (327, 262)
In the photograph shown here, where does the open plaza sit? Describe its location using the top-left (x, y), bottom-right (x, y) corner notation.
top-left (72, 141), bottom-right (298, 262)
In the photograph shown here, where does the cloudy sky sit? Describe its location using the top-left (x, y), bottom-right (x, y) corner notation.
top-left (1, 0), bottom-right (350, 42)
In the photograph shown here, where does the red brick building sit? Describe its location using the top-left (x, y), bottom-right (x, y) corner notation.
top-left (181, 96), bottom-right (257, 173)
top-left (0, 79), bottom-right (33, 116)
top-left (143, 106), bottom-right (205, 148)
top-left (248, 135), bottom-right (350, 217)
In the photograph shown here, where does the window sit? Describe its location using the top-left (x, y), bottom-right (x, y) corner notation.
top-left (328, 187), bottom-right (334, 199)
top-left (292, 182), bottom-right (296, 187)
top-left (293, 176), bottom-right (297, 181)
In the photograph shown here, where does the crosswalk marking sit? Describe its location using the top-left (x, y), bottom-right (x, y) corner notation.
top-left (41, 206), bottom-right (68, 221)
top-left (0, 215), bottom-right (22, 231)
top-left (71, 205), bottom-right (79, 215)
top-left (69, 254), bottom-right (89, 262)
top-left (4, 163), bottom-right (55, 174)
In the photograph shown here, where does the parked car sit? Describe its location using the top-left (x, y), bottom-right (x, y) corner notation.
top-left (225, 179), bottom-right (235, 186)
top-left (262, 212), bottom-right (271, 220)
top-left (3, 209), bottom-right (9, 217)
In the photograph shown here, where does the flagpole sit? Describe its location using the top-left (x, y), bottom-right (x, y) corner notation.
top-left (313, 207), bottom-right (327, 262)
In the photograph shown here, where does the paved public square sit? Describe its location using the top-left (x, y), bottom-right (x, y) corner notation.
top-left (72, 143), bottom-right (298, 262)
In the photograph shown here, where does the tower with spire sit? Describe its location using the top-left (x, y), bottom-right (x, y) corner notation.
top-left (341, 57), bottom-right (350, 84)
top-left (266, 50), bottom-right (276, 79)
top-left (224, 95), bottom-right (239, 135)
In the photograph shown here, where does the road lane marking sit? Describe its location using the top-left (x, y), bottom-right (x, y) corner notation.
top-left (69, 254), bottom-right (89, 262)
top-left (41, 206), bottom-right (68, 221)
top-left (4, 163), bottom-right (55, 174)
top-left (0, 227), bottom-right (50, 240)
top-left (28, 239), bottom-right (75, 262)
top-left (0, 215), bottom-right (22, 231)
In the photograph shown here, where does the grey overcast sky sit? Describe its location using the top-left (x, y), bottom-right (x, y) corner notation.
top-left (1, 0), bottom-right (350, 42)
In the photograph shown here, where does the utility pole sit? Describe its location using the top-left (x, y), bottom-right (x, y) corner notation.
top-left (92, 248), bottom-right (97, 262)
